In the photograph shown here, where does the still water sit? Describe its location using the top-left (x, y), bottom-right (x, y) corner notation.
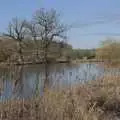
top-left (0, 63), bottom-right (106, 100)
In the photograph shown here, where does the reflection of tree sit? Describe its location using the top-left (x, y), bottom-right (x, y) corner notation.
top-left (12, 66), bottom-right (24, 98)
top-left (0, 76), bottom-right (5, 97)
top-left (34, 70), bottom-right (40, 97)
top-left (31, 64), bottom-right (51, 97)
top-left (43, 63), bottom-right (50, 91)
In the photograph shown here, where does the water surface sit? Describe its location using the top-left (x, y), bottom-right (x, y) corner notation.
top-left (0, 63), bottom-right (106, 100)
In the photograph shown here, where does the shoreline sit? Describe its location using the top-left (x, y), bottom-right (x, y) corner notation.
top-left (0, 60), bottom-right (71, 68)
top-left (0, 59), bottom-right (104, 66)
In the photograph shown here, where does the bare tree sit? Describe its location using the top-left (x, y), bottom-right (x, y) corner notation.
top-left (33, 8), bottom-right (67, 63)
top-left (3, 17), bottom-right (26, 63)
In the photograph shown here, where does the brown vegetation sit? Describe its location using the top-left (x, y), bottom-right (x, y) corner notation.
top-left (0, 75), bottom-right (120, 120)
top-left (96, 39), bottom-right (120, 65)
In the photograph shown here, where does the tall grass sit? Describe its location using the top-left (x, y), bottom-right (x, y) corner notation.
top-left (0, 74), bottom-right (120, 120)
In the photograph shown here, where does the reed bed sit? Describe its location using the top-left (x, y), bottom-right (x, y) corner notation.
top-left (0, 74), bottom-right (120, 120)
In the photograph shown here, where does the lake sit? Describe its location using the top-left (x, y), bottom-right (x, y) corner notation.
top-left (0, 63), bottom-right (115, 101)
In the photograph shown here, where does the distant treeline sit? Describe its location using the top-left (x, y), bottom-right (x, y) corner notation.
top-left (68, 48), bottom-right (96, 60)
top-left (0, 37), bottom-right (96, 63)
top-left (0, 38), bottom-right (73, 63)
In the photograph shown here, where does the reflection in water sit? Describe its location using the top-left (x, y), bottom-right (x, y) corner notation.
top-left (12, 66), bottom-right (24, 98)
top-left (0, 63), bottom-right (109, 101)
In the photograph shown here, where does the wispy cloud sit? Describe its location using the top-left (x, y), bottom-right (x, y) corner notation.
top-left (69, 14), bottom-right (120, 29)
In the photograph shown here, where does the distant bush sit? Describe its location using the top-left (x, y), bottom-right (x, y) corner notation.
top-left (96, 39), bottom-right (120, 64)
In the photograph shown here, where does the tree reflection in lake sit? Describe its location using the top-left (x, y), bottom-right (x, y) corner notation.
top-left (0, 63), bottom-right (107, 101)
top-left (12, 66), bottom-right (24, 99)
top-left (0, 76), bottom-right (5, 96)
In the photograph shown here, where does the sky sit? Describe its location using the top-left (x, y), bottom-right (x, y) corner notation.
top-left (0, 0), bottom-right (120, 48)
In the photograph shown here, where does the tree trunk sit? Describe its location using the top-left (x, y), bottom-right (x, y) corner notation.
top-left (34, 36), bottom-right (39, 60)
top-left (18, 41), bottom-right (24, 64)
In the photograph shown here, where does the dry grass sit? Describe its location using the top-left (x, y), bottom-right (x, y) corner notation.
top-left (0, 75), bottom-right (120, 120)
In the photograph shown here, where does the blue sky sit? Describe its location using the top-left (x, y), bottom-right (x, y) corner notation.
top-left (0, 0), bottom-right (120, 48)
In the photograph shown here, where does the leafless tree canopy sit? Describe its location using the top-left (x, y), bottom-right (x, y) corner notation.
top-left (3, 17), bottom-right (27, 62)
top-left (33, 9), bottom-right (67, 46)
top-left (4, 17), bottom-right (26, 41)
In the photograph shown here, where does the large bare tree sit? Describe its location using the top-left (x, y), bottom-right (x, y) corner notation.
top-left (33, 8), bottom-right (67, 63)
top-left (3, 17), bottom-right (26, 63)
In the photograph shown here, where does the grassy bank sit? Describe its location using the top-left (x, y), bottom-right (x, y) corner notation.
top-left (0, 75), bottom-right (120, 120)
